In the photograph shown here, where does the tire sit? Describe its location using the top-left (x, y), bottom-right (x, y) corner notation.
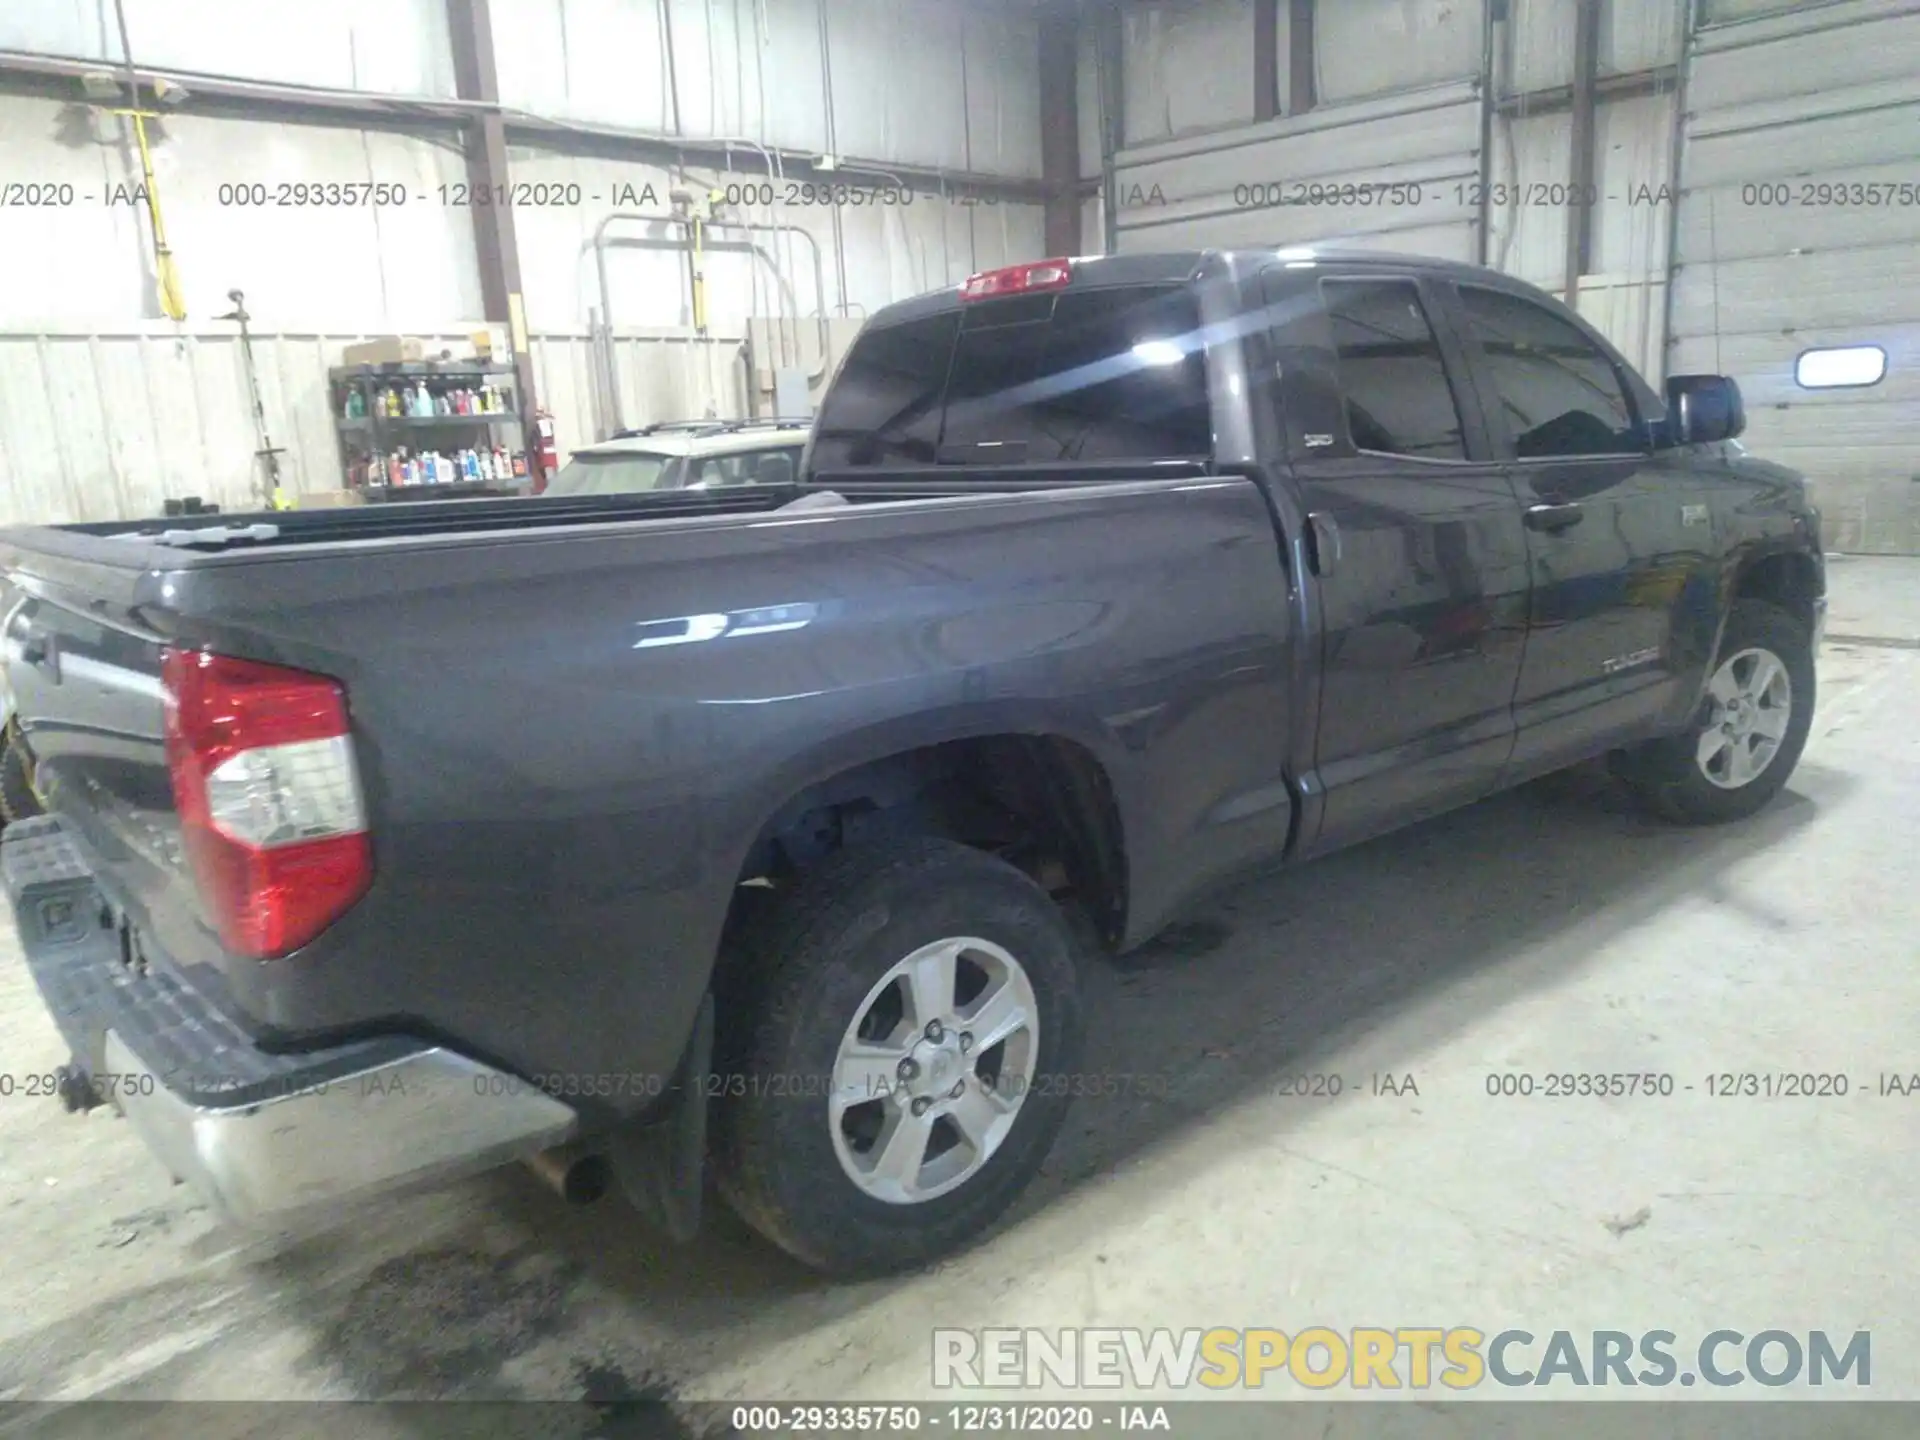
top-left (1614, 599), bottom-right (1814, 825)
top-left (0, 734), bottom-right (40, 826)
top-left (711, 836), bottom-right (1084, 1276)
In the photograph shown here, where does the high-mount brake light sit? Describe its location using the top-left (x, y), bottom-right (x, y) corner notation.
top-left (960, 258), bottom-right (1073, 301)
top-left (161, 648), bottom-right (372, 959)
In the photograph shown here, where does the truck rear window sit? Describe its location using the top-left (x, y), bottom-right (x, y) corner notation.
top-left (811, 284), bottom-right (1211, 470)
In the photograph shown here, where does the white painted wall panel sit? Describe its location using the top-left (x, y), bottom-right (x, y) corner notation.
top-left (1676, 0), bottom-right (1920, 551)
top-left (489, 0), bottom-right (1039, 179)
top-left (1590, 92), bottom-right (1674, 274)
top-left (1511, 0), bottom-right (1683, 91)
top-left (1487, 110), bottom-right (1570, 285)
top-left (1111, 82), bottom-right (1483, 261)
top-left (1, 0), bottom-right (457, 96)
top-left (0, 97), bottom-right (479, 331)
top-left (1121, 0), bottom-right (1254, 145)
top-left (1317, 0), bottom-right (1484, 103)
top-left (1606, 0), bottom-right (1686, 72)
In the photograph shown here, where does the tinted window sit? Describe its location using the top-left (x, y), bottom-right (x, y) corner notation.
top-left (939, 286), bottom-right (1211, 462)
top-left (546, 451), bottom-right (673, 496)
top-left (809, 284), bottom-right (1211, 470)
top-left (809, 312), bottom-right (957, 469)
top-left (681, 447), bottom-right (802, 488)
top-left (1458, 286), bottom-right (1641, 458)
top-left (1320, 280), bottom-right (1467, 461)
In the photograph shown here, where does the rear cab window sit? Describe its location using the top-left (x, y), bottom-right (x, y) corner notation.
top-left (810, 282), bottom-right (1213, 472)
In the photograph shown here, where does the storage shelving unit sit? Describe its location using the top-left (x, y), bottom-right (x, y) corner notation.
top-left (329, 361), bottom-right (533, 502)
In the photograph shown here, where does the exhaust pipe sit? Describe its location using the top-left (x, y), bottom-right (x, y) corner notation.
top-left (525, 1142), bottom-right (612, 1205)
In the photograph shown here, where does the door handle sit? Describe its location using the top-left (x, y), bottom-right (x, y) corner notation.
top-left (1524, 502), bottom-right (1585, 533)
top-left (1306, 511), bottom-right (1341, 575)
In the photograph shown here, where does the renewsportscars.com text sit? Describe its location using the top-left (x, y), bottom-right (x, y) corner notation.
top-left (932, 1327), bottom-right (1871, 1391)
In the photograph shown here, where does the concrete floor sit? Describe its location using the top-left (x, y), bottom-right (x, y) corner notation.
top-left (1, 560), bottom-right (1917, 1428)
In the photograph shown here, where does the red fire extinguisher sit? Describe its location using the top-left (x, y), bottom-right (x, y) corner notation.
top-left (531, 408), bottom-right (559, 494)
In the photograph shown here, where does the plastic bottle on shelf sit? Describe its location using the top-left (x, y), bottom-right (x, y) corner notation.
top-left (345, 389), bottom-right (365, 420)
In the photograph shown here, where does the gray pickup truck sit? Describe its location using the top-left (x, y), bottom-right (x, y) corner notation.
top-left (1, 248), bottom-right (1824, 1276)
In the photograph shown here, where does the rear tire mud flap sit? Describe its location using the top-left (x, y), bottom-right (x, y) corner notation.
top-left (607, 991), bottom-right (712, 1242)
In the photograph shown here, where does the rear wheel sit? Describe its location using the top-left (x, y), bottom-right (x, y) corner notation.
top-left (712, 837), bottom-right (1083, 1275)
top-left (1615, 599), bottom-right (1814, 824)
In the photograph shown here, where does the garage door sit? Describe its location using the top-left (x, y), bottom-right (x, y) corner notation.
top-left (1110, 80), bottom-right (1484, 264)
top-left (1671, 0), bottom-right (1920, 554)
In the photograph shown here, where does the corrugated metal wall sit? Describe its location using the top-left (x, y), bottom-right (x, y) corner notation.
top-left (1107, 0), bottom-right (1487, 262)
top-left (0, 0), bottom-right (1043, 525)
top-left (1673, 0), bottom-right (1920, 553)
top-left (1111, 81), bottom-right (1485, 260)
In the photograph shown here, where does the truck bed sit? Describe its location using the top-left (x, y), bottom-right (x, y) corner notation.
top-left (0, 462), bottom-right (1289, 1128)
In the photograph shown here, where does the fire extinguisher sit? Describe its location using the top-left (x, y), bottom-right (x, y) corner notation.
top-left (531, 408), bottom-right (559, 494)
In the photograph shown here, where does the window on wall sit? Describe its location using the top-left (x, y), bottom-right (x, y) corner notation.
top-left (1795, 346), bottom-right (1887, 390)
top-left (1457, 286), bottom-right (1644, 459)
top-left (1319, 279), bottom-right (1468, 461)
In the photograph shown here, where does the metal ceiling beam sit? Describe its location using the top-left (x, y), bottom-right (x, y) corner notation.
top-left (0, 48), bottom-right (1052, 204)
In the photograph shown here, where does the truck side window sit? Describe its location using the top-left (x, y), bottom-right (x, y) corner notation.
top-left (809, 313), bottom-right (959, 469)
top-left (1457, 286), bottom-right (1642, 459)
top-left (1319, 280), bottom-right (1468, 462)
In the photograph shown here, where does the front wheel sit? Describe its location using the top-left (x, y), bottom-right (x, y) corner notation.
top-left (1614, 599), bottom-right (1815, 824)
top-left (711, 837), bottom-right (1084, 1276)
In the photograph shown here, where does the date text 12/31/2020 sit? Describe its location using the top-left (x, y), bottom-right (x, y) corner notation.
top-left (207, 180), bottom-right (963, 209)
top-left (0, 180), bottom-right (984, 210)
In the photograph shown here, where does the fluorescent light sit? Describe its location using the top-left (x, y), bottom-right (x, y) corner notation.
top-left (1795, 345), bottom-right (1886, 389)
top-left (1274, 246), bottom-right (1316, 262)
top-left (1131, 340), bottom-right (1185, 366)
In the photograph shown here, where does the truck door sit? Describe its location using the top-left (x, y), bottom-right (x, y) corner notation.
top-left (1440, 282), bottom-right (1716, 780)
top-left (1260, 268), bottom-right (1531, 856)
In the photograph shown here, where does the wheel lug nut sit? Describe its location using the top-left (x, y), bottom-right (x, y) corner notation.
top-left (959, 1032), bottom-right (974, 1053)
top-left (911, 1097), bottom-right (932, 1117)
top-left (897, 1058), bottom-right (919, 1081)
top-left (925, 1020), bottom-right (944, 1042)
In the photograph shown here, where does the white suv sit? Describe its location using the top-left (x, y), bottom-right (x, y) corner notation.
top-left (546, 419), bottom-right (809, 497)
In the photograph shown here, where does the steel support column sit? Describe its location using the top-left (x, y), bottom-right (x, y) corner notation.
top-left (1254, 0), bottom-right (1281, 122)
top-left (1040, 10), bottom-right (1082, 256)
top-left (1286, 0), bottom-right (1316, 117)
top-left (1091, 1), bottom-right (1125, 255)
top-left (446, 0), bottom-right (538, 469)
top-left (1562, 0), bottom-right (1601, 305)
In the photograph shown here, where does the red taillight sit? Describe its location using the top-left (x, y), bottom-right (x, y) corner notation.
top-left (161, 648), bottom-right (372, 959)
top-left (960, 257), bottom-right (1073, 301)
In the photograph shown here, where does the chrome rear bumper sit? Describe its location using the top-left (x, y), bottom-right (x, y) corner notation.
top-left (102, 1033), bottom-right (576, 1223)
top-left (4, 815), bottom-right (576, 1225)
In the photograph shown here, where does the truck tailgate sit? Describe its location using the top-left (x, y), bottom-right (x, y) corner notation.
top-left (2, 578), bottom-right (206, 980)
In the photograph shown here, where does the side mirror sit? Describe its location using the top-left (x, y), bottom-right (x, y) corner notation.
top-left (1665, 374), bottom-right (1746, 445)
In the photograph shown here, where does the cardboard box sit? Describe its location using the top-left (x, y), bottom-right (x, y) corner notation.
top-left (342, 337), bottom-right (425, 366)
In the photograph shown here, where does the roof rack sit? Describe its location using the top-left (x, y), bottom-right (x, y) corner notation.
top-left (612, 416), bottom-right (813, 440)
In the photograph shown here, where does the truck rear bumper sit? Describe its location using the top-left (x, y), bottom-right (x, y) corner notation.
top-left (2, 815), bottom-right (577, 1225)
